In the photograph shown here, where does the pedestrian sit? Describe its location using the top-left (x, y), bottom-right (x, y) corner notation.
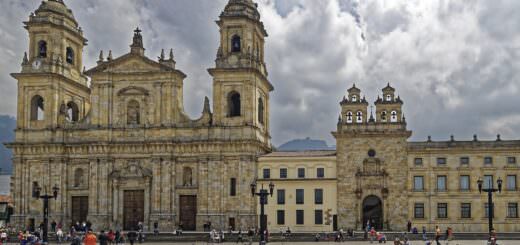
top-left (56, 228), bottom-right (64, 244)
top-left (435, 226), bottom-right (441, 245)
top-left (422, 226), bottom-right (427, 241)
top-left (108, 230), bottom-right (115, 244)
top-left (127, 229), bottom-right (138, 245)
top-left (407, 220), bottom-right (412, 233)
top-left (153, 222), bottom-right (159, 236)
top-left (370, 227), bottom-right (377, 243)
top-left (0, 229), bottom-right (7, 245)
top-left (237, 230), bottom-right (243, 243)
top-left (446, 227), bottom-right (453, 245)
top-left (51, 220), bottom-right (57, 232)
top-left (84, 230), bottom-right (97, 245)
top-left (98, 230), bottom-right (108, 245)
top-left (404, 237), bottom-right (411, 245)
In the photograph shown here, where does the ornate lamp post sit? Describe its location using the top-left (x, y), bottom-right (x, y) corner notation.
top-left (32, 182), bottom-right (59, 244)
top-left (477, 177), bottom-right (502, 236)
top-left (250, 180), bottom-right (274, 244)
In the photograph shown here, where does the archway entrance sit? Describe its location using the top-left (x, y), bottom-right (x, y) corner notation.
top-left (362, 195), bottom-right (383, 230)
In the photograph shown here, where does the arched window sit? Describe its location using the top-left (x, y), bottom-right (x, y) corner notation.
top-left (258, 97), bottom-right (264, 125)
top-left (38, 40), bottom-right (47, 58)
top-left (381, 111), bottom-right (387, 122)
top-left (66, 101), bottom-right (79, 122)
top-left (231, 35), bottom-right (241, 53)
top-left (30, 95), bottom-right (45, 121)
top-left (356, 111), bottom-right (363, 123)
top-left (386, 94), bottom-right (392, 102)
top-left (183, 167), bottom-right (193, 186)
top-left (390, 110), bottom-right (398, 122)
top-left (351, 95), bottom-right (357, 102)
top-left (228, 91), bottom-right (241, 117)
top-left (66, 47), bottom-right (75, 64)
top-left (73, 168), bottom-right (84, 187)
top-left (127, 100), bottom-right (140, 125)
top-left (346, 111), bottom-right (353, 123)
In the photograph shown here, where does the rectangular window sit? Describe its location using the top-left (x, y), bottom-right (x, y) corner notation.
top-left (484, 156), bottom-right (493, 165)
top-left (461, 203), bottom-right (471, 218)
top-left (507, 203), bottom-right (518, 218)
top-left (230, 178), bottom-right (237, 196)
top-left (279, 168), bottom-right (287, 179)
top-left (277, 210), bottom-right (285, 225)
top-left (437, 157), bottom-right (447, 165)
top-left (296, 210), bottom-right (304, 225)
top-left (460, 175), bottom-right (470, 191)
top-left (298, 168), bottom-right (305, 178)
top-left (414, 158), bottom-right (423, 166)
top-left (296, 189), bottom-right (304, 204)
top-left (437, 203), bottom-right (448, 218)
top-left (277, 189), bottom-right (285, 204)
top-left (414, 203), bottom-right (425, 219)
top-left (484, 175), bottom-right (494, 189)
top-left (507, 157), bottom-right (517, 165)
top-left (437, 175), bottom-right (447, 191)
top-left (507, 175), bottom-right (517, 191)
top-left (263, 169), bottom-right (270, 179)
top-left (315, 210), bottom-right (323, 225)
top-left (317, 168), bottom-right (325, 178)
top-left (314, 189), bottom-right (323, 204)
top-left (414, 176), bottom-right (424, 191)
top-left (485, 203), bottom-right (494, 218)
top-left (460, 157), bottom-right (470, 166)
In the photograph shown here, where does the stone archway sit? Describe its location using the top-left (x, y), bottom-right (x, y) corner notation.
top-left (362, 195), bottom-right (383, 230)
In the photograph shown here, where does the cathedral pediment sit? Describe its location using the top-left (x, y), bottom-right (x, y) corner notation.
top-left (109, 161), bottom-right (152, 180)
top-left (85, 53), bottom-right (177, 75)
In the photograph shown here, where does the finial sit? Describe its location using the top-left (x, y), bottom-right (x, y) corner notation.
top-left (352, 83), bottom-right (356, 88)
top-left (497, 134), bottom-right (501, 141)
top-left (82, 66), bottom-right (86, 73)
top-left (450, 135), bottom-right (454, 142)
top-left (203, 96), bottom-right (211, 113)
top-left (402, 113), bottom-right (406, 122)
top-left (98, 50), bottom-right (104, 61)
top-left (473, 134), bottom-right (478, 142)
top-left (130, 27), bottom-right (145, 55)
top-left (369, 106), bottom-right (375, 122)
top-left (338, 115), bottom-right (341, 123)
top-left (108, 50), bottom-right (113, 61)
top-left (22, 52), bottom-right (28, 65)
top-left (159, 49), bottom-right (165, 61)
top-left (169, 49), bottom-right (174, 61)
top-left (427, 136), bottom-right (432, 142)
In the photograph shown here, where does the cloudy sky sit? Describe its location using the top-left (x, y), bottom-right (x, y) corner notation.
top-left (1, 0), bottom-right (520, 146)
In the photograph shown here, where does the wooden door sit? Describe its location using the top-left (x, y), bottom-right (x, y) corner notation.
top-left (123, 190), bottom-right (144, 231)
top-left (71, 196), bottom-right (88, 225)
top-left (179, 195), bottom-right (197, 230)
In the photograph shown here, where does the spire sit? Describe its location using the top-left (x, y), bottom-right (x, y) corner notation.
top-left (203, 96), bottom-right (211, 113)
top-left (98, 50), bottom-right (104, 64)
top-left (159, 49), bottom-right (165, 61)
top-left (22, 52), bottom-right (29, 65)
top-left (369, 106), bottom-right (375, 123)
top-left (169, 49), bottom-right (174, 61)
top-left (130, 27), bottom-right (145, 56)
top-left (108, 50), bottom-right (113, 61)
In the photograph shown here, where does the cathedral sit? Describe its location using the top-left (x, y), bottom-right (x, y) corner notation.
top-left (7, 0), bottom-right (520, 233)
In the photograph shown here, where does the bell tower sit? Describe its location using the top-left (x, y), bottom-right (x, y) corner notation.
top-left (208, 0), bottom-right (273, 136)
top-left (374, 83), bottom-right (404, 123)
top-left (12, 0), bottom-right (90, 130)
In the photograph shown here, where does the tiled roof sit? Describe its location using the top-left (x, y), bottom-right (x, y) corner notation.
top-left (262, 150), bottom-right (336, 158)
top-left (0, 195), bottom-right (11, 204)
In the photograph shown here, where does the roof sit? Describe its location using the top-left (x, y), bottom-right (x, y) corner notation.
top-left (261, 150), bottom-right (337, 158)
top-left (0, 195), bottom-right (12, 204)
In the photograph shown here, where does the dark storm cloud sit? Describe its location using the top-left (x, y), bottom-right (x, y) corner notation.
top-left (0, 0), bottom-right (519, 146)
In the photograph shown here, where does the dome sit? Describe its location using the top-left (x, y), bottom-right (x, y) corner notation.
top-left (220, 0), bottom-right (260, 21)
top-left (34, 0), bottom-right (77, 25)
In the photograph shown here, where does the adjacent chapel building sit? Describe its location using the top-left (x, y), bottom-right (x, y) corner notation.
top-left (7, 0), bottom-right (520, 233)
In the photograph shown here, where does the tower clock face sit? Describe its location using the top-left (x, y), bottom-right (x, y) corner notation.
top-left (32, 59), bottom-right (42, 70)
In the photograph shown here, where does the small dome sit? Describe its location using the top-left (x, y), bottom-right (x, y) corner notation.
top-left (221, 0), bottom-right (260, 21)
top-left (34, 0), bottom-right (77, 25)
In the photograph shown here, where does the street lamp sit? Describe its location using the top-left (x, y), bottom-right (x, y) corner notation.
top-left (32, 182), bottom-right (59, 244)
top-left (250, 180), bottom-right (274, 244)
top-left (477, 177), bottom-right (502, 236)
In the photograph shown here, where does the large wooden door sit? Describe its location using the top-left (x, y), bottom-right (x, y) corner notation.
top-left (123, 190), bottom-right (144, 231)
top-left (71, 196), bottom-right (88, 225)
top-left (179, 195), bottom-right (197, 230)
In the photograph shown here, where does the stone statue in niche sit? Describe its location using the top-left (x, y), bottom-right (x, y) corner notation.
top-left (183, 167), bottom-right (193, 186)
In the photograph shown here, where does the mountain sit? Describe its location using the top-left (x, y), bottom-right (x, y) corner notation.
top-left (277, 137), bottom-right (335, 151)
top-left (0, 115), bottom-right (15, 174)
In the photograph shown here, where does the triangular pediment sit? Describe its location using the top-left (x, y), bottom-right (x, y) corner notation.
top-left (86, 53), bottom-right (174, 74)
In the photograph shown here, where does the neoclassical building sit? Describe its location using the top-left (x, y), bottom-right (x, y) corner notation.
top-left (8, 0), bottom-right (272, 231)
top-left (7, 0), bottom-right (520, 233)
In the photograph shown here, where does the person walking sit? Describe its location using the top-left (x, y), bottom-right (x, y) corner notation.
top-left (51, 220), bottom-right (57, 233)
top-left (127, 229), bottom-right (138, 245)
top-left (98, 230), bottom-right (108, 245)
top-left (446, 227), bottom-right (453, 245)
top-left (422, 226), bottom-right (427, 241)
top-left (370, 227), bottom-right (377, 243)
top-left (83, 230), bottom-right (97, 245)
top-left (236, 230), bottom-right (244, 243)
top-left (56, 227), bottom-right (64, 244)
top-left (407, 220), bottom-right (412, 233)
top-left (435, 226), bottom-right (441, 245)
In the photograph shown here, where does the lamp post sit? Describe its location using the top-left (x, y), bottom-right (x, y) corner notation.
top-left (250, 180), bottom-right (274, 245)
top-left (32, 182), bottom-right (59, 244)
top-left (477, 177), bottom-right (502, 236)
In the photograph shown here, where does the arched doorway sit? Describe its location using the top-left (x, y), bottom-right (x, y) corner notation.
top-left (362, 195), bottom-right (383, 230)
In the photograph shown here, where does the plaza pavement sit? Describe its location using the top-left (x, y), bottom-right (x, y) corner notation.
top-left (90, 241), bottom-right (519, 245)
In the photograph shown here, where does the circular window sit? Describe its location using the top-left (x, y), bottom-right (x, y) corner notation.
top-left (368, 149), bottom-right (376, 157)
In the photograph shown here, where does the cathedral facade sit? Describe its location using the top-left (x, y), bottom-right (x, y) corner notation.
top-left (7, 0), bottom-right (520, 233)
top-left (8, 0), bottom-right (271, 231)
